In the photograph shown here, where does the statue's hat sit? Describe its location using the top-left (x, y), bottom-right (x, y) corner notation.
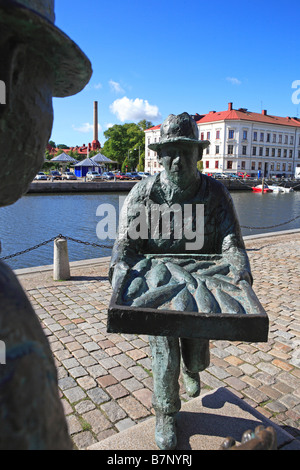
top-left (148, 112), bottom-right (210, 159)
top-left (0, 0), bottom-right (92, 97)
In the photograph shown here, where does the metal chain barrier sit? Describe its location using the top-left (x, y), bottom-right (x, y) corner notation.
top-left (240, 213), bottom-right (300, 230)
top-left (0, 234), bottom-right (113, 261)
top-left (0, 212), bottom-right (299, 262)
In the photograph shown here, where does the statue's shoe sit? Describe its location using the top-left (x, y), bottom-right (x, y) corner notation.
top-left (155, 413), bottom-right (177, 450)
top-left (182, 366), bottom-right (200, 397)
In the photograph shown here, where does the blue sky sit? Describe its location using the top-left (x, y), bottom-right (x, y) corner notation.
top-left (51, 0), bottom-right (300, 147)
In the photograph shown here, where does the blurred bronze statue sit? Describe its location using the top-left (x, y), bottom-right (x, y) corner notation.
top-left (0, 0), bottom-right (92, 449)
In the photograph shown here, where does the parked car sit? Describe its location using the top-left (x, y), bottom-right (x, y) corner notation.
top-left (49, 170), bottom-right (62, 180)
top-left (228, 173), bottom-right (240, 178)
top-left (35, 172), bottom-right (47, 180)
top-left (86, 171), bottom-right (102, 181)
top-left (213, 173), bottom-right (223, 179)
top-left (62, 171), bottom-right (77, 180)
top-left (115, 172), bottom-right (128, 180)
top-left (237, 172), bottom-right (251, 178)
top-left (102, 172), bottom-right (114, 180)
top-left (138, 172), bottom-right (151, 178)
top-left (125, 172), bottom-right (142, 180)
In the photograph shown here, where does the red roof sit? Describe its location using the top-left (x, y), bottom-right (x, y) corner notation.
top-left (198, 107), bottom-right (300, 128)
top-left (145, 104), bottom-right (300, 131)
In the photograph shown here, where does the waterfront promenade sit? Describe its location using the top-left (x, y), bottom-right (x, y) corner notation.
top-left (15, 230), bottom-right (300, 450)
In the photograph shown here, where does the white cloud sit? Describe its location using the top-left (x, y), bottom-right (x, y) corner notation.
top-left (94, 83), bottom-right (103, 89)
top-left (110, 96), bottom-right (161, 122)
top-left (226, 77), bottom-right (241, 85)
top-left (72, 123), bottom-right (102, 134)
top-left (109, 80), bottom-right (125, 94)
top-left (106, 123), bottom-right (114, 129)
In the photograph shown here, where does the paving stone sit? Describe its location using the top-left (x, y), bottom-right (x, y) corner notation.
top-left (101, 401), bottom-right (127, 423)
top-left (118, 396), bottom-right (150, 420)
top-left (87, 387), bottom-right (110, 405)
top-left (64, 386), bottom-right (87, 403)
top-left (82, 409), bottom-right (111, 433)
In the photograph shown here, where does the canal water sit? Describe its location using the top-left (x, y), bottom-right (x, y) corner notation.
top-left (0, 190), bottom-right (299, 270)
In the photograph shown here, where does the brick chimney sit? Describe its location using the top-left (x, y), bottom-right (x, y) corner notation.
top-left (262, 109), bottom-right (267, 115)
top-left (228, 102), bottom-right (233, 111)
top-left (94, 101), bottom-right (98, 141)
top-left (91, 101), bottom-right (101, 151)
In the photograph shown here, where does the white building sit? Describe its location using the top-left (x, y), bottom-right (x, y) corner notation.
top-left (145, 103), bottom-right (300, 177)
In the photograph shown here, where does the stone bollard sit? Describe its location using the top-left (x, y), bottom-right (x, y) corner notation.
top-left (53, 237), bottom-right (70, 280)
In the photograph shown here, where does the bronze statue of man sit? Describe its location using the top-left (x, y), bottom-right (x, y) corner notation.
top-left (0, 0), bottom-right (92, 449)
top-left (109, 112), bottom-right (252, 450)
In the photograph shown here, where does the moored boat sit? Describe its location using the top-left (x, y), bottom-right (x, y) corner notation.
top-left (252, 184), bottom-right (273, 193)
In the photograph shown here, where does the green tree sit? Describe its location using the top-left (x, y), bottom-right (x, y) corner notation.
top-left (102, 120), bottom-right (153, 171)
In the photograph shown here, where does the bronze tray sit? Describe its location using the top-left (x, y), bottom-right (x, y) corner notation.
top-left (107, 254), bottom-right (269, 342)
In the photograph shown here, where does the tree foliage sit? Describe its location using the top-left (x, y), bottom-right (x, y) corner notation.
top-left (102, 120), bottom-right (154, 171)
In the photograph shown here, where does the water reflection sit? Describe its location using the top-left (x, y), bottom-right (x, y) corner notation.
top-left (0, 191), bottom-right (299, 269)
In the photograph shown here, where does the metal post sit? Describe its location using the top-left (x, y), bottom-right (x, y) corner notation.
top-left (53, 237), bottom-right (70, 280)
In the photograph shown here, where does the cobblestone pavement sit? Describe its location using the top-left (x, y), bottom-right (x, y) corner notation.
top-left (17, 232), bottom-right (300, 450)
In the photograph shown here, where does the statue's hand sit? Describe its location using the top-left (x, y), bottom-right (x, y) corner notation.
top-left (111, 261), bottom-right (130, 290)
top-left (220, 426), bottom-right (277, 450)
top-left (233, 269), bottom-right (252, 285)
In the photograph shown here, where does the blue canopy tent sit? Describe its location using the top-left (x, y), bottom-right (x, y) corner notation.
top-left (74, 157), bottom-right (101, 177)
top-left (50, 152), bottom-right (78, 172)
top-left (90, 153), bottom-right (117, 167)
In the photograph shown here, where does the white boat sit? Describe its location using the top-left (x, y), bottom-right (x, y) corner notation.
top-left (267, 185), bottom-right (294, 193)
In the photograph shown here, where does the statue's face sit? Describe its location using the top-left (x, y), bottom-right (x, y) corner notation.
top-left (158, 143), bottom-right (199, 184)
top-left (0, 35), bottom-right (54, 207)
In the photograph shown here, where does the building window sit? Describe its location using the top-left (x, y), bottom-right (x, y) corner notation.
top-left (289, 150), bottom-right (293, 158)
top-left (241, 161), bottom-right (246, 170)
top-left (282, 163), bottom-right (286, 171)
top-left (284, 149), bottom-right (287, 158)
top-left (215, 145), bottom-right (219, 154)
top-left (251, 161), bottom-right (256, 170)
top-left (243, 130), bottom-right (247, 140)
top-left (242, 145), bottom-right (247, 155)
top-left (298, 150), bottom-right (300, 158)
top-left (205, 161), bottom-right (209, 168)
top-left (259, 147), bottom-right (263, 156)
top-left (273, 134), bottom-right (276, 143)
top-left (272, 148), bottom-right (275, 157)
top-left (206, 147), bottom-right (210, 154)
top-left (228, 129), bottom-right (234, 139)
top-left (252, 146), bottom-right (257, 155)
top-left (266, 133), bottom-right (270, 142)
top-left (260, 132), bottom-right (264, 142)
top-left (207, 131), bottom-right (210, 140)
top-left (288, 164), bottom-right (292, 171)
top-left (270, 163), bottom-right (274, 171)
top-left (216, 130), bottom-right (220, 139)
top-left (253, 131), bottom-right (257, 141)
top-left (279, 135), bottom-right (282, 143)
top-left (201, 132), bottom-right (204, 140)
top-left (215, 161), bottom-right (219, 169)
top-left (278, 149), bottom-right (281, 157)
top-left (228, 145), bottom-right (234, 155)
top-left (148, 138), bottom-right (150, 145)
top-left (227, 161), bottom-right (233, 169)
top-left (266, 148), bottom-right (269, 156)
top-left (276, 163), bottom-right (280, 171)
top-left (285, 135), bottom-right (288, 144)
top-left (290, 135), bottom-right (294, 145)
